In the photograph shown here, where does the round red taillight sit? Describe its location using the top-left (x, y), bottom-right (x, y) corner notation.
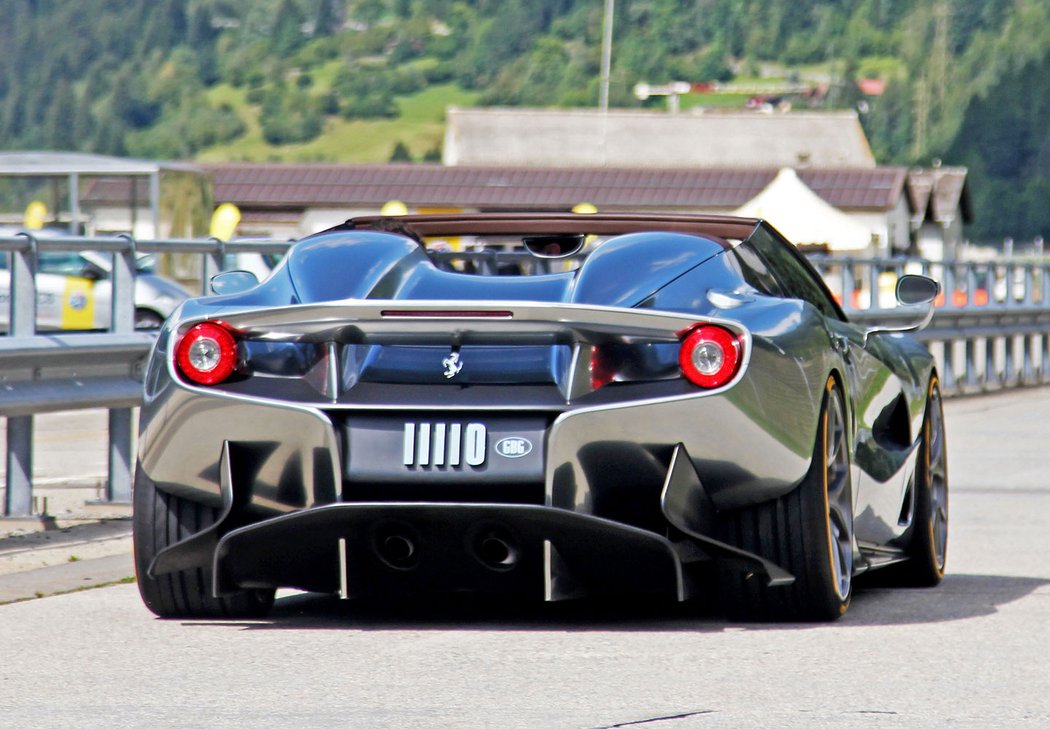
top-left (679, 325), bottom-right (742, 389)
top-left (175, 322), bottom-right (238, 385)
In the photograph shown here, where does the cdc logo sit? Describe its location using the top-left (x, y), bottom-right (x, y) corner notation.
top-left (495, 437), bottom-right (533, 459)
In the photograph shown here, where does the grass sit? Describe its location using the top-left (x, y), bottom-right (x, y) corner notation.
top-left (681, 92), bottom-right (755, 110)
top-left (196, 83), bottom-right (479, 163)
top-left (304, 59), bottom-right (347, 95)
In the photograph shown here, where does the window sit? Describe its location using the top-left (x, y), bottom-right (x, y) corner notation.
top-left (742, 225), bottom-right (844, 320)
top-left (37, 252), bottom-right (90, 277)
top-left (728, 244), bottom-right (782, 298)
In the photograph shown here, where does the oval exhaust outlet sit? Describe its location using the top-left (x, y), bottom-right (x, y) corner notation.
top-left (475, 531), bottom-right (519, 570)
top-left (375, 531), bottom-right (419, 569)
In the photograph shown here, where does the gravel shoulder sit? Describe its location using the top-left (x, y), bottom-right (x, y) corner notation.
top-left (0, 519), bottom-right (134, 604)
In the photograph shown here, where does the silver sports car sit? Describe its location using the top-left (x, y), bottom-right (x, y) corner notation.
top-left (133, 213), bottom-right (948, 621)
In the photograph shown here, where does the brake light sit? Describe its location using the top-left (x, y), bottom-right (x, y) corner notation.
top-left (380, 310), bottom-right (513, 318)
top-left (175, 322), bottom-right (238, 385)
top-left (590, 346), bottom-right (616, 390)
top-left (678, 325), bottom-right (742, 389)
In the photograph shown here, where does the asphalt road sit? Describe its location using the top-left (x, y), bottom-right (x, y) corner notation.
top-left (1, 390), bottom-right (1048, 728)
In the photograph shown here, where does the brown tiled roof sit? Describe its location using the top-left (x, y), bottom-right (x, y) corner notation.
top-left (196, 163), bottom-right (911, 213)
top-left (799, 167), bottom-right (909, 211)
top-left (197, 163), bottom-right (760, 209)
top-left (79, 162), bottom-right (949, 217)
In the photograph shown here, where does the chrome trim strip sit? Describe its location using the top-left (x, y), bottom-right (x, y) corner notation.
top-left (338, 537), bottom-right (348, 600)
top-left (448, 423), bottom-right (461, 467)
top-left (432, 423), bottom-right (446, 466)
top-left (402, 423), bottom-right (414, 466)
top-left (565, 343), bottom-right (593, 403)
top-left (543, 540), bottom-right (552, 602)
top-left (326, 340), bottom-right (339, 402)
top-left (418, 423), bottom-right (431, 466)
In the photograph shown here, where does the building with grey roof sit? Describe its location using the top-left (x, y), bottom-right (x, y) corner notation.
top-left (443, 108), bottom-right (877, 169)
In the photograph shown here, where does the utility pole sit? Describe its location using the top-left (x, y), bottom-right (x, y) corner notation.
top-left (914, 73), bottom-right (929, 158)
top-left (599, 0), bottom-right (614, 112)
top-left (931, 0), bottom-right (950, 132)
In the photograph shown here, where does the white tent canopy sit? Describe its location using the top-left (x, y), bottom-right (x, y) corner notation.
top-left (734, 167), bottom-right (874, 252)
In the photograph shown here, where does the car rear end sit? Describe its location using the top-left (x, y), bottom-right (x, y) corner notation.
top-left (140, 296), bottom-right (770, 601)
top-left (137, 215), bottom-right (820, 605)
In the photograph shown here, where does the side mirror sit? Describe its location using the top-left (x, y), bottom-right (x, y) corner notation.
top-left (210, 270), bottom-right (258, 295)
top-left (896, 274), bottom-right (940, 306)
top-left (80, 261), bottom-right (107, 281)
top-left (864, 274), bottom-right (940, 341)
top-left (522, 234), bottom-right (585, 259)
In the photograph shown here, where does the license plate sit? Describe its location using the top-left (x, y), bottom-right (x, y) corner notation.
top-left (346, 417), bottom-right (546, 483)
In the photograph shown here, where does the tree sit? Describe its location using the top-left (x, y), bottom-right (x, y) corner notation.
top-left (862, 79), bottom-right (914, 163)
top-left (110, 72), bottom-right (159, 129)
top-left (272, 0), bottom-right (307, 56)
top-left (72, 97), bottom-right (95, 149)
top-left (389, 140), bottom-right (413, 162)
top-left (259, 84), bottom-right (323, 145)
top-left (140, 0), bottom-right (188, 52)
top-left (518, 37), bottom-right (570, 105)
top-left (0, 82), bottom-right (26, 140)
top-left (45, 79), bottom-right (77, 149)
top-left (945, 51), bottom-right (1050, 241)
top-left (696, 41), bottom-right (732, 83)
top-left (93, 116), bottom-right (128, 156)
top-left (333, 65), bottom-right (399, 119)
top-left (189, 4), bottom-right (216, 47)
top-left (353, 0), bottom-right (385, 26)
top-left (313, 0), bottom-right (341, 36)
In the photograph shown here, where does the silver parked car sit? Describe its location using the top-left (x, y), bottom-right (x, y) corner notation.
top-left (134, 213), bottom-right (948, 622)
top-left (0, 229), bottom-right (188, 330)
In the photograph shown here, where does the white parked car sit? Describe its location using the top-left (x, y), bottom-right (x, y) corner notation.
top-left (222, 251), bottom-right (280, 282)
top-left (0, 230), bottom-right (189, 330)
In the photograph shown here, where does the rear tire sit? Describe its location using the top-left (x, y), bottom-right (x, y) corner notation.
top-left (133, 464), bottom-right (274, 619)
top-left (717, 377), bottom-right (854, 621)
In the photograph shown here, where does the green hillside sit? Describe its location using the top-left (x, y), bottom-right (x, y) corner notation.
top-left (2, 0), bottom-right (1050, 240)
top-left (193, 82), bottom-right (478, 162)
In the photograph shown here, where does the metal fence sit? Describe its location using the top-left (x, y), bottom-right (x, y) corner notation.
top-left (807, 255), bottom-right (1050, 311)
top-left (0, 233), bottom-right (289, 518)
top-left (3, 235), bottom-right (1050, 519)
top-left (808, 255), bottom-right (1050, 394)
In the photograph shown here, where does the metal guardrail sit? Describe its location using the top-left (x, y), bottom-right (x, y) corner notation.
top-left (810, 255), bottom-right (1050, 395)
top-left (807, 255), bottom-right (1050, 311)
top-left (3, 236), bottom-right (1050, 519)
top-left (0, 233), bottom-right (291, 518)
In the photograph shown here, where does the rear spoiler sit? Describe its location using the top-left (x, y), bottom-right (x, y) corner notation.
top-left (192, 300), bottom-right (748, 347)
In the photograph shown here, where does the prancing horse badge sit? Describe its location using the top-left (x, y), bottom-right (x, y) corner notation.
top-left (442, 350), bottom-right (464, 379)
